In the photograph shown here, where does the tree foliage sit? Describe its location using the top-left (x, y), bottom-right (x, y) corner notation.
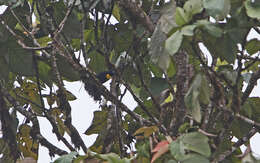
top-left (0, 0), bottom-right (260, 162)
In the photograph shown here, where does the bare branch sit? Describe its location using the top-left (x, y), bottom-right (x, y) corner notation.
top-left (0, 86), bottom-right (68, 156)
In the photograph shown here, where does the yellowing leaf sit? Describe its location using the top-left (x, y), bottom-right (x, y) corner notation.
top-left (112, 4), bottom-right (120, 21)
top-left (133, 126), bottom-right (159, 137)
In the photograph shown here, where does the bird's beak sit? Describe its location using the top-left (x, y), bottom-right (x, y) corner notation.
top-left (106, 74), bottom-right (112, 79)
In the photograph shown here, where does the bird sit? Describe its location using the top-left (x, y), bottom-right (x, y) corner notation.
top-left (84, 71), bottom-right (114, 101)
top-left (96, 71), bottom-right (114, 83)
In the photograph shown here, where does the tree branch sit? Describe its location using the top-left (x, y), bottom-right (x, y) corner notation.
top-left (117, 0), bottom-right (155, 33)
top-left (213, 127), bottom-right (258, 162)
top-left (0, 86), bottom-right (68, 156)
top-left (241, 68), bottom-right (260, 105)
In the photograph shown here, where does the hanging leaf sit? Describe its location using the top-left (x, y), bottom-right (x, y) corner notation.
top-left (203, 0), bottom-right (231, 20)
top-left (149, 2), bottom-right (177, 72)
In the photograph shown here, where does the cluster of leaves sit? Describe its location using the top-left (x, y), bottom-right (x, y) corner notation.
top-left (0, 0), bottom-right (260, 163)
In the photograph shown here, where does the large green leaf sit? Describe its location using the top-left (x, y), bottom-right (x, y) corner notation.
top-left (8, 47), bottom-right (35, 76)
top-left (181, 132), bottom-right (211, 157)
top-left (149, 77), bottom-right (169, 97)
top-left (149, 2), bottom-right (177, 72)
top-left (165, 30), bottom-right (183, 56)
top-left (245, 0), bottom-right (260, 19)
top-left (195, 20), bottom-right (223, 38)
top-left (203, 0), bottom-right (231, 20)
top-left (169, 140), bottom-right (186, 161)
top-left (184, 0), bottom-right (203, 17)
top-left (56, 55), bottom-right (80, 81)
top-left (203, 33), bottom-right (237, 63)
top-left (185, 74), bottom-right (208, 122)
top-left (175, 7), bottom-right (190, 26)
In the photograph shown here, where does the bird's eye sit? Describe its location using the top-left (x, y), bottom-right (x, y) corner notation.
top-left (106, 74), bottom-right (111, 79)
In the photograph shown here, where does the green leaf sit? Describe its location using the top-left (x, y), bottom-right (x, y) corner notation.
top-left (175, 7), bottom-right (190, 26)
top-left (133, 126), bottom-right (158, 137)
top-left (184, 0), bottom-right (203, 16)
top-left (181, 132), bottom-right (211, 157)
top-left (245, 0), bottom-right (260, 19)
top-left (165, 30), bottom-right (183, 56)
top-left (56, 55), bottom-right (80, 81)
top-left (182, 154), bottom-right (210, 163)
top-left (191, 94), bottom-right (202, 123)
top-left (54, 151), bottom-right (78, 163)
top-left (149, 2), bottom-right (177, 71)
top-left (37, 36), bottom-right (52, 47)
top-left (167, 59), bottom-right (176, 78)
top-left (112, 4), bottom-right (120, 21)
top-left (196, 20), bottom-right (223, 37)
top-left (149, 77), bottom-right (169, 96)
top-left (0, 57), bottom-right (9, 81)
top-left (185, 74), bottom-right (204, 122)
top-left (94, 153), bottom-right (132, 163)
top-left (231, 118), bottom-right (252, 138)
top-left (181, 25), bottom-right (197, 36)
top-left (169, 140), bottom-right (186, 161)
top-left (37, 61), bottom-right (52, 87)
top-left (245, 38), bottom-right (260, 55)
top-left (199, 75), bottom-right (210, 105)
top-left (203, 0), bottom-right (231, 20)
top-left (73, 155), bottom-right (89, 163)
top-left (242, 97), bottom-right (260, 123)
top-left (84, 110), bottom-right (108, 135)
top-left (203, 34), bottom-right (236, 63)
top-left (9, 52), bottom-right (34, 76)
top-left (167, 160), bottom-right (178, 163)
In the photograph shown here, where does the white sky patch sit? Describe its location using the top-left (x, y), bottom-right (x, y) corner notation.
top-left (0, 5), bottom-right (7, 14)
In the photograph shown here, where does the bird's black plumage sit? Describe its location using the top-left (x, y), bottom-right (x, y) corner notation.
top-left (84, 71), bottom-right (114, 101)
top-left (97, 71), bottom-right (114, 83)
